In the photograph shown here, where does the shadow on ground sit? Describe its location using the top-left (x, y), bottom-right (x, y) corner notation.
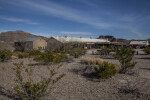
top-left (140, 68), bottom-right (150, 71)
top-left (0, 86), bottom-right (20, 100)
top-left (69, 65), bottom-right (101, 82)
top-left (138, 57), bottom-right (150, 60)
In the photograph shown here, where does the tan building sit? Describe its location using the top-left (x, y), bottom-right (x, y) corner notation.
top-left (47, 37), bottom-right (63, 51)
top-left (15, 37), bottom-right (47, 52)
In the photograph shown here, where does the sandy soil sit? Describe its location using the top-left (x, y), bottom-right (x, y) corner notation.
top-left (0, 49), bottom-right (150, 100)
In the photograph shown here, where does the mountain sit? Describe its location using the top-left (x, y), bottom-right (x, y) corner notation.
top-left (0, 30), bottom-right (47, 42)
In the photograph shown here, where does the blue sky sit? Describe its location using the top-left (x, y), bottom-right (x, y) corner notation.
top-left (0, 0), bottom-right (150, 39)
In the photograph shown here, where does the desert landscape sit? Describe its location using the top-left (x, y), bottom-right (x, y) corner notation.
top-left (0, 49), bottom-right (150, 100)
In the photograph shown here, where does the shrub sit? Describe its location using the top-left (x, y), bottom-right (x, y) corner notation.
top-left (34, 52), bottom-right (54, 64)
top-left (143, 47), bottom-right (150, 54)
top-left (69, 47), bottom-right (86, 58)
top-left (94, 62), bottom-right (117, 79)
top-left (97, 46), bottom-right (115, 55)
top-left (13, 62), bottom-right (65, 100)
top-left (29, 50), bottom-right (41, 57)
top-left (34, 52), bottom-right (68, 64)
top-left (53, 53), bottom-right (68, 63)
top-left (81, 57), bottom-right (103, 65)
top-left (13, 52), bottom-right (29, 59)
top-left (0, 50), bottom-right (12, 62)
top-left (114, 47), bottom-right (136, 73)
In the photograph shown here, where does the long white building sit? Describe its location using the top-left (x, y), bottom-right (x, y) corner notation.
top-left (52, 36), bottom-right (110, 43)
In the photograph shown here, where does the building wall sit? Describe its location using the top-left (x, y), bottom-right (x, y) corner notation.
top-left (24, 41), bottom-right (33, 51)
top-left (33, 38), bottom-right (47, 50)
top-left (47, 38), bottom-right (63, 51)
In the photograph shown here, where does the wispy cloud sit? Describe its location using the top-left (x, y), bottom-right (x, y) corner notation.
top-left (60, 31), bottom-right (92, 35)
top-left (79, 0), bottom-right (99, 8)
top-left (0, 16), bottom-right (38, 25)
top-left (1, 0), bottom-right (150, 39)
top-left (8, 0), bottom-right (117, 29)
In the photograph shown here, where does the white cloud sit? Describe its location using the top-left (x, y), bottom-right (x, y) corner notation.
top-left (0, 16), bottom-right (38, 25)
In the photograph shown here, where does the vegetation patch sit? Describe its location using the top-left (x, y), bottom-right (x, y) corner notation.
top-left (13, 62), bottom-right (65, 100)
top-left (143, 47), bottom-right (150, 54)
top-left (94, 62), bottom-right (117, 79)
top-left (33, 52), bottom-right (68, 64)
top-left (13, 52), bottom-right (29, 59)
top-left (114, 47), bottom-right (136, 74)
top-left (0, 50), bottom-right (12, 62)
top-left (81, 57), bottom-right (103, 65)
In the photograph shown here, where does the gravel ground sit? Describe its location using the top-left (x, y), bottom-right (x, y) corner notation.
top-left (0, 49), bottom-right (150, 100)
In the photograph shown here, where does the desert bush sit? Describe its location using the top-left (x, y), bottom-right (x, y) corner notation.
top-left (97, 46), bottom-right (115, 55)
top-left (29, 50), bottom-right (41, 57)
top-left (13, 52), bottom-right (29, 59)
top-left (143, 47), bottom-right (150, 54)
top-left (69, 47), bottom-right (86, 58)
top-left (0, 50), bottom-right (12, 62)
top-left (34, 52), bottom-right (54, 64)
top-left (13, 62), bottom-right (65, 100)
top-left (53, 53), bottom-right (68, 63)
top-left (34, 52), bottom-right (68, 64)
top-left (81, 57), bottom-right (103, 65)
top-left (94, 62), bottom-right (117, 79)
top-left (114, 47), bottom-right (136, 73)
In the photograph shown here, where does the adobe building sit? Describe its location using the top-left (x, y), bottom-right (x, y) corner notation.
top-left (46, 37), bottom-right (63, 51)
top-left (15, 37), bottom-right (47, 52)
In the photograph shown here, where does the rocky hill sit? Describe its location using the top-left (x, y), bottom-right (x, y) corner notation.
top-left (0, 30), bottom-right (47, 42)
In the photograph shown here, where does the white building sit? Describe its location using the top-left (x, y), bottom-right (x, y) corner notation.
top-left (52, 36), bottom-right (109, 43)
top-left (129, 40), bottom-right (149, 46)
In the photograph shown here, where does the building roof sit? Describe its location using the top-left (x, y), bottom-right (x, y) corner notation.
top-left (18, 37), bottom-right (41, 42)
top-left (52, 36), bottom-right (109, 43)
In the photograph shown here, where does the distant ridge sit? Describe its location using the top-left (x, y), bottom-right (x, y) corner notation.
top-left (0, 30), bottom-right (47, 42)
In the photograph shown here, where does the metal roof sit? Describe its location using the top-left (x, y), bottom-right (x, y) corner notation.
top-left (52, 36), bottom-right (109, 43)
top-left (20, 37), bottom-right (40, 42)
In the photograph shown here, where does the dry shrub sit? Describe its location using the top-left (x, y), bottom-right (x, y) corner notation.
top-left (81, 57), bottom-right (103, 65)
top-left (13, 52), bottom-right (29, 59)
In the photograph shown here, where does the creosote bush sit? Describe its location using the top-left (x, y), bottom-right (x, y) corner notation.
top-left (34, 52), bottom-right (68, 64)
top-left (114, 47), bottom-right (136, 73)
top-left (0, 50), bottom-right (12, 62)
top-left (13, 62), bottom-right (65, 100)
top-left (13, 52), bottom-right (29, 59)
top-left (143, 47), bottom-right (150, 54)
top-left (68, 47), bottom-right (86, 58)
top-left (97, 45), bottom-right (115, 55)
top-left (29, 50), bottom-right (41, 57)
top-left (94, 62), bottom-right (117, 79)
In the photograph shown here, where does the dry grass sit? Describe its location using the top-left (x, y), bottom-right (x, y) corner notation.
top-left (80, 57), bottom-right (103, 65)
top-left (81, 56), bottom-right (120, 72)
